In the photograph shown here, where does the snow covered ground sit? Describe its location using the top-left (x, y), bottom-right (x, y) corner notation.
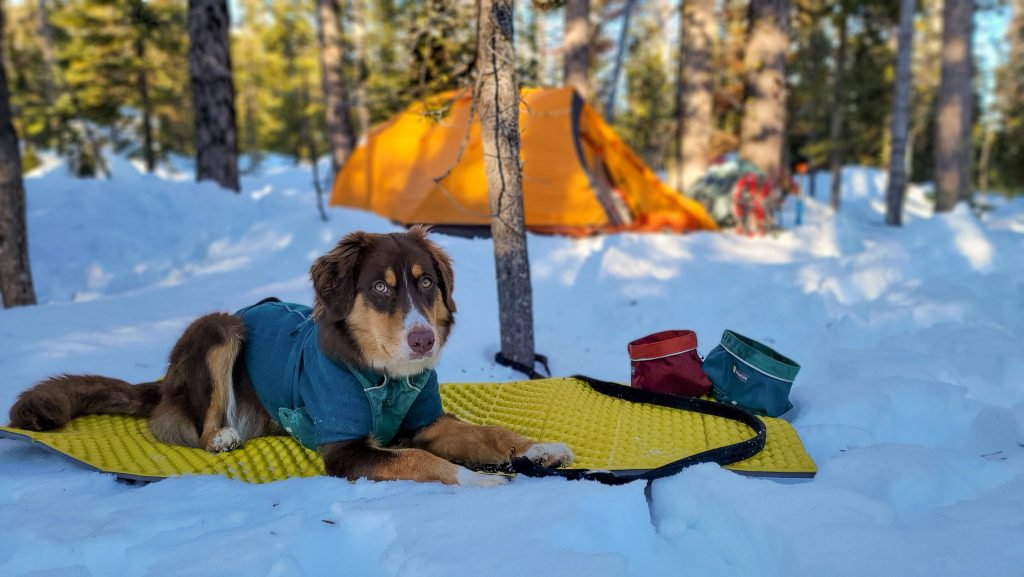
top-left (1, 153), bottom-right (1023, 577)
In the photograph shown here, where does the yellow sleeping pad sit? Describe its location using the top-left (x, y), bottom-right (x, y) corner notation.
top-left (0, 377), bottom-right (816, 483)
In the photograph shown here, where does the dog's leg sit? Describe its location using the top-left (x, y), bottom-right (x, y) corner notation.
top-left (148, 313), bottom-right (247, 451)
top-left (408, 415), bottom-right (574, 468)
top-left (198, 336), bottom-right (243, 453)
top-left (321, 437), bottom-right (507, 487)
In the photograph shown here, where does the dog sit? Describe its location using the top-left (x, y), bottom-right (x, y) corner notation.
top-left (8, 227), bottom-right (573, 487)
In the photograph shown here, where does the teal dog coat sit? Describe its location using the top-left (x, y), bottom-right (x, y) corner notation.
top-left (235, 300), bottom-right (442, 450)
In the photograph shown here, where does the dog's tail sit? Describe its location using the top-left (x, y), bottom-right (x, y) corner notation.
top-left (8, 375), bottom-right (162, 431)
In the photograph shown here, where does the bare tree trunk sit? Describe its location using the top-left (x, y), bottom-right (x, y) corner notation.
top-left (828, 12), bottom-right (847, 211)
top-left (934, 0), bottom-right (974, 212)
top-left (885, 0), bottom-right (915, 226)
top-left (739, 0), bottom-right (789, 184)
top-left (673, 0), bottom-right (715, 192)
top-left (563, 0), bottom-right (591, 100)
top-left (188, 0), bottom-right (240, 192)
top-left (316, 0), bottom-right (357, 175)
top-left (0, 3), bottom-right (37, 308)
top-left (300, 77), bottom-right (329, 223)
top-left (135, 37), bottom-right (156, 173)
top-left (478, 0), bottom-right (536, 370)
top-left (604, 0), bottom-right (637, 122)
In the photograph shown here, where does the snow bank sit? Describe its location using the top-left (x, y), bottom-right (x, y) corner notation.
top-left (1, 158), bottom-right (1022, 576)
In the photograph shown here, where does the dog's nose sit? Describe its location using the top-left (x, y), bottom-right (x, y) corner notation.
top-left (407, 329), bottom-right (435, 356)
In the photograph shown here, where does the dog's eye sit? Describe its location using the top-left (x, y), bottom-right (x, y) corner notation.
top-left (373, 281), bottom-right (388, 293)
top-left (420, 277), bottom-right (433, 289)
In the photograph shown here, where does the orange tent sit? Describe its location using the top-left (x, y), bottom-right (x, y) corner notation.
top-left (330, 87), bottom-right (717, 235)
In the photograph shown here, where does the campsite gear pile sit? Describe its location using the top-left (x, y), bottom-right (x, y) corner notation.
top-left (330, 87), bottom-right (718, 236)
top-left (0, 377), bottom-right (817, 485)
top-left (685, 159), bottom-right (789, 236)
top-left (630, 328), bottom-right (800, 419)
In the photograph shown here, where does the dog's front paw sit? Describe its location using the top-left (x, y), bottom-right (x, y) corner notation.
top-left (205, 427), bottom-right (242, 453)
top-left (525, 442), bottom-right (574, 468)
top-left (455, 466), bottom-right (509, 488)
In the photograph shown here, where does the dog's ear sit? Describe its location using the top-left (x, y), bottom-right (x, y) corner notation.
top-left (311, 232), bottom-right (374, 315)
top-left (408, 225), bottom-right (456, 314)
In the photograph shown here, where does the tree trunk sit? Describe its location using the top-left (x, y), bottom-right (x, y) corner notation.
top-left (349, 0), bottom-right (371, 134)
top-left (934, 0), bottom-right (974, 212)
top-left (604, 0), bottom-right (637, 123)
top-left (300, 76), bottom-right (329, 223)
top-left (477, 0), bottom-right (536, 369)
top-left (828, 12), bottom-right (847, 211)
top-left (739, 0), bottom-right (789, 184)
top-left (0, 3), bottom-right (37, 308)
top-left (563, 0), bottom-right (591, 100)
top-left (316, 0), bottom-right (357, 175)
top-left (188, 0), bottom-right (240, 192)
top-left (135, 37), bottom-right (156, 173)
top-left (885, 0), bottom-right (915, 226)
top-left (673, 0), bottom-right (716, 192)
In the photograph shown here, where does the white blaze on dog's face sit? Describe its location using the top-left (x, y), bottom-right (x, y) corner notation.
top-left (313, 227), bottom-right (456, 378)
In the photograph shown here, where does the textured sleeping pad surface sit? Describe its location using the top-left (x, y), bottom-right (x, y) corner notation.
top-left (0, 378), bottom-right (816, 483)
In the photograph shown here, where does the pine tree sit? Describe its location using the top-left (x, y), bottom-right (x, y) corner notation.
top-left (0, 0), bottom-right (37, 307)
top-left (234, 0), bottom-right (274, 170)
top-left (41, 0), bottom-right (111, 176)
top-left (361, 0), bottom-right (407, 124)
top-left (3, 3), bottom-right (52, 171)
top-left (127, 0), bottom-right (161, 172)
top-left (407, 0), bottom-right (477, 105)
top-left (141, 1), bottom-right (192, 163)
top-left (934, 0), bottom-right (974, 211)
top-left (188, 0), bottom-right (240, 191)
top-left (477, 0), bottom-right (536, 372)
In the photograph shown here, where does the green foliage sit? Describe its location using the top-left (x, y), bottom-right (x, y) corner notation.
top-left (3, 0), bottom-right (189, 173)
top-left (21, 143), bottom-right (43, 174)
top-left (4, 4), bottom-right (58, 149)
top-left (787, 6), bottom-right (833, 169)
top-left (987, 4), bottom-right (1024, 194)
top-left (235, 0), bottom-right (326, 164)
top-left (787, 0), bottom-right (900, 172)
top-left (841, 2), bottom-right (898, 166)
top-left (613, 13), bottom-right (672, 169)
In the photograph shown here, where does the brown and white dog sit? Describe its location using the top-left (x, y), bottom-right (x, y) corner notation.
top-left (9, 227), bottom-right (573, 486)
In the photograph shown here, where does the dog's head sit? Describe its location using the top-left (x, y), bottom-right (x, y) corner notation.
top-left (311, 226), bottom-right (456, 377)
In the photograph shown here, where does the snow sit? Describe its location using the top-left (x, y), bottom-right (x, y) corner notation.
top-left (2, 155), bottom-right (1023, 576)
